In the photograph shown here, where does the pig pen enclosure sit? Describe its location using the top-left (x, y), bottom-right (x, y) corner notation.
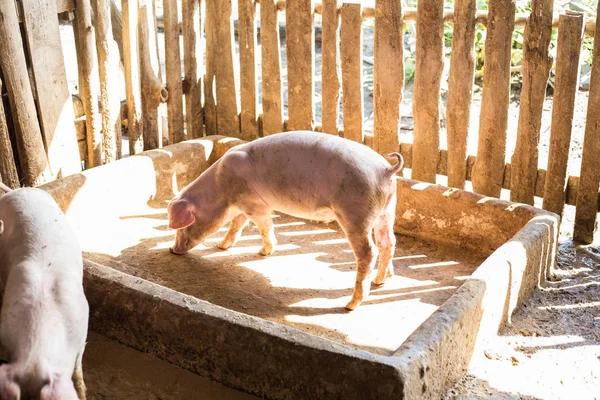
top-left (0, 0), bottom-right (598, 398)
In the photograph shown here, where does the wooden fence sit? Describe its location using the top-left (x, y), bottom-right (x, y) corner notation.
top-left (0, 0), bottom-right (599, 244)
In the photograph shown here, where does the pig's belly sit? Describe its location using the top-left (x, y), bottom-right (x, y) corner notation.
top-left (270, 202), bottom-right (337, 223)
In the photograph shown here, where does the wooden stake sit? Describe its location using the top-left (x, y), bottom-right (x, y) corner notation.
top-left (286, 0), bottom-right (314, 131)
top-left (92, 0), bottom-right (122, 162)
top-left (164, 0), bottom-right (185, 144)
top-left (340, 2), bottom-right (363, 143)
top-left (471, 0), bottom-right (515, 197)
top-left (0, 78), bottom-right (19, 188)
top-left (182, 0), bottom-right (204, 139)
top-left (510, 0), bottom-right (555, 204)
top-left (373, 0), bottom-right (404, 155)
top-left (73, 0), bottom-right (102, 168)
top-left (122, 0), bottom-right (144, 155)
top-left (260, 0), bottom-right (284, 135)
top-left (215, 0), bottom-right (240, 138)
top-left (0, 0), bottom-right (51, 186)
top-left (543, 13), bottom-right (584, 216)
top-left (321, 0), bottom-right (340, 135)
top-left (204, 0), bottom-right (218, 136)
top-left (238, 0), bottom-right (259, 140)
top-left (574, 3), bottom-right (600, 243)
top-left (411, 0), bottom-right (444, 183)
top-left (446, 0), bottom-right (476, 189)
top-left (139, 0), bottom-right (166, 150)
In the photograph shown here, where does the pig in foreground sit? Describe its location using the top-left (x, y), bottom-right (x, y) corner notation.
top-left (0, 183), bottom-right (89, 399)
top-left (168, 131), bottom-right (404, 310)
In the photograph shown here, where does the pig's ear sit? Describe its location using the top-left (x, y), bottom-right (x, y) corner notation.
top-left (168, 199), bottom-right (196, 229)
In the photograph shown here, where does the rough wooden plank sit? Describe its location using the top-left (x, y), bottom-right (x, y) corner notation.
top-left (574, 3), bottom-right (600, 243)
top-left (286, 0), bottom-right (314, 131)
top-left (411, 0), bottom-right (444, 183)
top-left (238, 0), bottom-right (259, 140)
top-left (321, 0), bottom-right (341, 135)
top-left (164, 0), bottom-right (185, 144)
top-left (92, 0), bottom-right (122, 161)
top-left (373, 0), bottom-right (404, 155)
top-left (340, 2), bottom-right (363, 143)
top-left (122, 0), bottom-right (143, 155)
top-left (471, 0), bottom-right (515, 197)
top-left (510, 0), bottom-right (555, 204)
top-left (139, 0), bottom-right (166, 150)
top-left (0, 0), bottom-right (51, 186)
top-left (0, 78), bottom-right (19, 188)
top-left (204, 0), bottom-right (218, 136)
top-left (260, 0), bottom-right (284, 135)
top-left (214, 0), bottom-right (240, 138)
top-left (445, 0), bottom-right (476, 189)
top-left (543, 13), bottom-right (585, 216)
top-left (73, 0), bottom-right (102, 168)
top-left (182, 0), bottom-right (204, 139)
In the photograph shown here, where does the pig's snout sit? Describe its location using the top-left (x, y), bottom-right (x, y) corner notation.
top-left (169, 245), bottom-right (188, 255)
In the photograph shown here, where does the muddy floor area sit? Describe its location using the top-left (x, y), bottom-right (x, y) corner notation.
top-left (81, 203), bottom-right (487, 356)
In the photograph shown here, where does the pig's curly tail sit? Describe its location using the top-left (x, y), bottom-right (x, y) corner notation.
top-left (385, 152), bottom-right (404, 176)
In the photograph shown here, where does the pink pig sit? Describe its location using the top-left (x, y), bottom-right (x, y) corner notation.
top-left (0, 182), bottom-right (89, 399)
top-left (168, 131), bottom-right (403, 310)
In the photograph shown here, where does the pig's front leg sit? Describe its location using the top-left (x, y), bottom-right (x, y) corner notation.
top-left (218, 214), bottom-right (249, 250)
top-left (248, 214), bottom-right (277, 256)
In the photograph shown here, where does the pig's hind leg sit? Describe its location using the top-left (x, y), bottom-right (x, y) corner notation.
top-left (373, 195), bottom-right (397, 286)
top-left (218, 214), bottom-right (250, 250)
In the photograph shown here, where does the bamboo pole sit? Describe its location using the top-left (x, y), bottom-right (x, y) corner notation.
top-left (574, 2), bottom-right (600, 243)
top-left (204, 0), bottom-right (218, 136)
top-left (260, 0), bottom-right (284, 135)
top-left (286, 0), bottom-right (314, 131)
top-left (510, 0), bottom-right (555, 204)
top-left (164, 0), bottom-right (185, 144)
top-left (0, 0), bottom-right (51, 186)
top-left (73, 0), bottom-right (102, 168)
top-left (340, 2), bottom-right (363, 143)
top-left (373, 0), bottom-right (404, 155)
top-left (122, 0), bottom-right (143, 155)
top-left (543, 13), bottom-right (585, 216)
top-left (446, 0), bottom-right (476, 189)
top-left (411, 0), bottom-right (444, 183)
top-left (238, 0), bottom-right (259, 140)
top-left (139, 0), bottom-right (167, 150)
top-left (0, 78), bottom-right (19, 188)
top-left (320, 0), bottom-right (340, 135)
top-left (92, 0), bottom-right (122, 162)
top-left (182, 0), bottom-right (204, 139)
top-left (471, 0), bottom-right (515, 197)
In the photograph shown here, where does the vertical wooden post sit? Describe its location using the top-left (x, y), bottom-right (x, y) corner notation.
top-left (340, 2), bottom-right (363, 143)
top-left (22, 0), bottom-right (82, 179)
top-left (204, 0), bottom-right (218, 136)
top-left (321, 0), bottom-right (341, 135)
top-left (260, 0), bottom-right (284, 135)
top-left (446, 0), bottom-right (476, 189)
top-left (122, 0), bottom-right (144, 155)
top-left (411, 0), bottom-right (444, 183)
top-left (286, 0), bottom-right (314, 131)
top-left (0, 78), bottom-right (19, 188)
top-left (164, 0), bottom-right (185, 144)
top-left (510, 0), bottom-right (555, 204)
top-left (92, 0), bottom-right (122, 162)
top-left (214, 0), bottom-right (240, 138)
top-left (139, 0), bottom-right (165, 150)
top-left (471, 0), bottom-right (515, 197)
top-left (373, 0), bottom-right (404, 155)
top-left (182, 0), bottom-right (204, 139)
top-left (238, 0), bottom-right (259, 140)
top-left (543, 13), bottom-right (584, 216)
top-left (0, 0), bottom-right (51, 186)
top-left (574, 3), bottom-right (600, 244)
top-left (74, 0), bottom-right (102, 168)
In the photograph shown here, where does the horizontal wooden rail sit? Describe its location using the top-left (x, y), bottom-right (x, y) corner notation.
top-left (15, 0), bottom-right (75, 20)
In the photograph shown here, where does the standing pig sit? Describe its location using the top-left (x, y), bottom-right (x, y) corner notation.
top-left (0, 182), bottom-right (89, 399)
top-left (168, 131), bottom-right (404, 310)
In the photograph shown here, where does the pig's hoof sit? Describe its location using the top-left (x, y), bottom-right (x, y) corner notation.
top-left (258, 246), bottom-right (274, 256)
top-left (217, 241), bottom-right (231, 250)
top-left (345, 298), bottom-right (361, 311)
